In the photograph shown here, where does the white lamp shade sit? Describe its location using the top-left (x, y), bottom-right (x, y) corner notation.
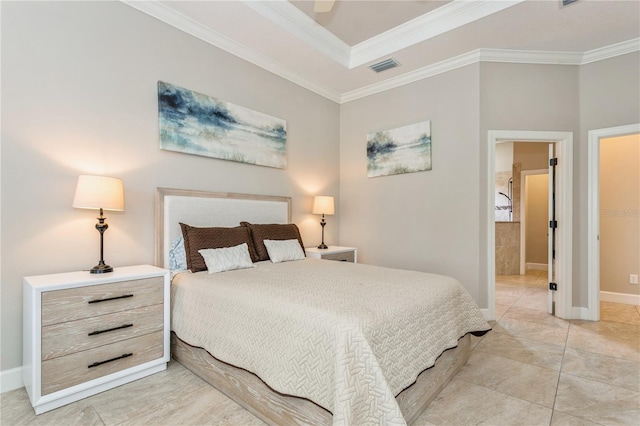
top-left (73, 175), bottom-right (125, 211)
top-left (312, 196), bottom-right (335, 215)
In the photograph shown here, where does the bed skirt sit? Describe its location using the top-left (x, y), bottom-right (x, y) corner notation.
top-left (171, 332), bottom-right (473, 425)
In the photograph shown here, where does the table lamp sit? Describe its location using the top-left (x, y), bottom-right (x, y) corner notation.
top-left (73, 175), bottom-right (125, 273)
top-left (312, 195), bottom-right (334, 249)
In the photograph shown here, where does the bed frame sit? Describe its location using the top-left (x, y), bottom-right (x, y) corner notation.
top-left (155, 187), bottom-right (472, 425)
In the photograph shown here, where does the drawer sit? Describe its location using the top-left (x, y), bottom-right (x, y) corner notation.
top-left (41, 277), bottom-right (163, 326)
top-left (322, 251), bottom-right (355, 262)
top-left (42, 304), bottom-right (164, 361)
top-left (41, 331), bottom-right (164, 396)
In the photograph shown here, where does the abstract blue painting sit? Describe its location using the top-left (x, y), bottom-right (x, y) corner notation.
top-left (366, 120), bottom-right (432, 178)
top-left (158, 81), bottom-right (287, 169)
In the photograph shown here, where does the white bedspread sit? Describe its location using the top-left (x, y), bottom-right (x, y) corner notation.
top-left (171, 258), bottom-right (489, 425)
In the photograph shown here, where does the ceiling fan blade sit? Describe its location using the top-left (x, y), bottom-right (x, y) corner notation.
top-left (314, 0), bottom-right (335, 13)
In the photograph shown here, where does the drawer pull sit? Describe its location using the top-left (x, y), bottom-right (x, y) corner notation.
top-left (88, 294), bottom-right (133, 304)
top-left (88, 353), bottom-right (133, 368)
top-left (88, 323), bottom-right (133, 336)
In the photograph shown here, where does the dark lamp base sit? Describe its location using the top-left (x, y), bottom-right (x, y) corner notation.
top-left (90, 264), bottom-right (114, 274)
top-left (317, 243), bottom-right (328, 249)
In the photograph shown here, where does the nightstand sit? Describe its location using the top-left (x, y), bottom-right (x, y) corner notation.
top-left (306, 246), bottom-right (357, 263)
top-left (23, 265), bottom-right (170, 414)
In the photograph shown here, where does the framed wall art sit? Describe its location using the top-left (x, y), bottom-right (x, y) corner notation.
top-left (158, 81), bottom-right (287, 169)
top-left (366, 120), bottom-right (432, 178)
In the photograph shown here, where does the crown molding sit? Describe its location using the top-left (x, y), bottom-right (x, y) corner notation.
top-left (121, 0), bottom-right (341, 102)
top-left (349, 0), bottom-right (526, 68)
top-left (478, 49), bottom-right (583, 65)
top-left (341, 50), bottom-right (482, 103)
top-left (581, 37), bottom-right (640, 64)
top-left (242, 0), bottom-right (351, 68)
top-left (246, 0), bottom-right (525, 70)
top-left (121, 1), bottom-right (639, 105)
top-left (340, 41), bottom-right (640, 103)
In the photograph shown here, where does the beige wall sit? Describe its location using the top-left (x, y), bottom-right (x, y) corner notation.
top-left (599, 134), bottom-right (640, 295)
top-left (578, 53), bottom-right (640, 306)
top-left (525, 173), bottom-right (549, 265)
top-left (495, 142), bottom-right (514, 173)
top-left (480, 62), bottom-right (580, 307)
top-left (2, 1), bottom-right (639, 377)
top-left (1, 2), bottom-right (340, 371)
top-left (514, 142), bottom-right (550, 171)
top-left (340, 64), bottom-right (482, 302)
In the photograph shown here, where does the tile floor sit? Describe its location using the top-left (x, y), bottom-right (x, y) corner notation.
top-left (2, 270), bottom-right (639, 425)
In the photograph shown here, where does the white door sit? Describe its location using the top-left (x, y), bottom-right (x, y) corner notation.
top-left (548, 144), bottom-right (556, 315)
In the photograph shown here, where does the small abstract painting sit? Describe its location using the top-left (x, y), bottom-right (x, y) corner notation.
top-left (158, 81), bottom-right (287, 169)
top-left (366, 120), bottom-right (432, 178)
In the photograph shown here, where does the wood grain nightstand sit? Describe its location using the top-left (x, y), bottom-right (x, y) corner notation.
top-left (305, 246), bottom-right (357, 263)
top-left (23, 265), bottom-right (170, 414)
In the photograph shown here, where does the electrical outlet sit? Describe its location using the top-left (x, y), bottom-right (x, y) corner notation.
top-left (631, 274), bottom-right (639, 285)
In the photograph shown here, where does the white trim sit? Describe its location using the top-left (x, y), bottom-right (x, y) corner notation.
top-left (242, 0), bottom-right (351, 68)
top-left (526, 263), bottom-right (548, 271)
top-left (350, 0), bottom-right (526, 68)
top-left (341, 41), bottom-right (639, 103)
top-left (520, 169), bottom-right (549, 275)
top-left (120, 1), bottom-right (640, 104)
top-left (488, 131), bottom-right (573, 320)
top-left (600, 291), bottom-right (640, 306)
top-left (1, 367), bottom-right (24, 394)
top-left (582, 38), bottom-right (640, 65)
top-left (241, 0), bottom-right (525, 70)
top-left (572, 306), bottom-right (590, 320)
top-left (480, 308), bottom-right (491, 321)
top-left (587, 123), bottom-right (640, 321)
top-left (341, 49), bottom-right (481, 103)
top-left (478, 48), bottom-right (583, 65)
top-left (120, 0), bottom-right (342, 103)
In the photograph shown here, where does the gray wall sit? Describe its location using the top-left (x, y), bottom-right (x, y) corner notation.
top-left (479, 62), bottom-right (580, 307)
top-left (1, 2), bottom-right (340, 372)
top-left (2, 1), bottom-right (638, 378)
top-left (340, 64), bottom-right (483, 302)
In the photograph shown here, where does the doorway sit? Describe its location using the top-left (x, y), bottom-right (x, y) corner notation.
top-left (587, 124), bottom-right (640, 321)
top-left (487, 130), bottom-right (573, 321)
top-left (520, 170), bottom-right (549, 275)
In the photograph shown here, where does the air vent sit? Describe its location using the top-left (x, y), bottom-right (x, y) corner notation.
top-left (369, 58), bottom-right (400, 73)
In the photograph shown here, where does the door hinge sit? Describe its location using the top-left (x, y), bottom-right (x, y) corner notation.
top-left (549, 220), bottom-right (558, 229)
top-left (550, 158), bottom-right (558, 166)
top-left (549, 282), bottom-right (557, 291)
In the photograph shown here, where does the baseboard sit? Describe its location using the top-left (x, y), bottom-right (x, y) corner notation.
top-left (571, 306), bottom-right (592, 320)
top-left (1, 366), bottom-right (24, 394)
top-left (526, 263), bottom-right (548, 271)
top-left (600, 291), bottom-right (640, 306)
top-left (480, 308), bottom-right (493, 321)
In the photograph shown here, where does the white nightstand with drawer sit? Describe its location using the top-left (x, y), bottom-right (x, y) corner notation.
top-left (23, 265), bottom-right (170, 414)
top-left (306, 246), bottom-right (357, 263)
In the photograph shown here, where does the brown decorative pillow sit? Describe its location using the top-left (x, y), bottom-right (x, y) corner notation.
top-left (180, 223), bottom-right (258, 272)
top-left (240, 222), bottom-right (305, 262)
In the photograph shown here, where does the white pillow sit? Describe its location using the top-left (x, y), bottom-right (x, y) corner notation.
top-left (169, 236), bottom-right (187, 272)
top-left (263, 239), bottom-right (305, 263)
top-left (198, 243), bottom-right (255, 274)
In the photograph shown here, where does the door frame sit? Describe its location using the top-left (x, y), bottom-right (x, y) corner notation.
top-left (487, 130), bottom-right (573, 320)
top-left (587, 123), bottom-right (640, 321)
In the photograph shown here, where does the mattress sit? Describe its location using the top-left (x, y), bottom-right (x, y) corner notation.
top-left (171, 258), bottom-right (490, 425)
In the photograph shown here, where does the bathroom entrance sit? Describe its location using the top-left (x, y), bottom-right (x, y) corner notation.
top-left (488, 130), bottom-right (573, 320)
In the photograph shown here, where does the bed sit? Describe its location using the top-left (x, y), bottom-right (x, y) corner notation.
top-left (155, 188), bottom-right (490, 425)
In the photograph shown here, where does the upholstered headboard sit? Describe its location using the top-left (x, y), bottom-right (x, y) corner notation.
top-left (154, 188), bottom-right (291, 268)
